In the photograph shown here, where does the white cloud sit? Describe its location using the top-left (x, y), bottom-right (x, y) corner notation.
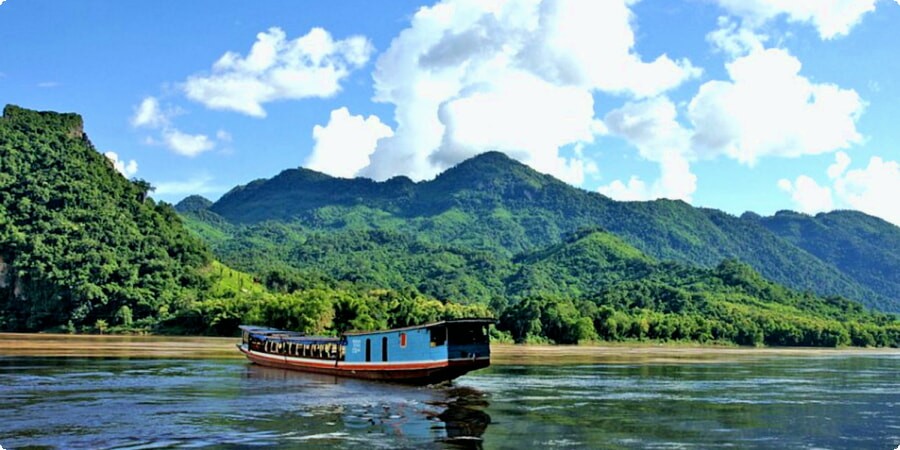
top-left (601, 96), bottom-right (697, 201)
top-left (827, 151), bottom-right (851, 179)
top-left (130, 96), bottom-right (225, 157)
top-left (598, 152), bottom-right (696, 202)
top-left (305, 107), bottom-right (394, 178)
top-left (359, 0), bottom-right (699, 184)
top-left (777, 175), bottom-right (833, 214)
top-left (689, 47), bottom-right (863, 165)
top-left (36, 81), bottom-right (60, 88)
top-left (104, 151), bottom-right (138, 177)
top-left (183, 27), bottom-right (373, 117)
top-left (131, 97), bottom-right (170, 128)
top-left (780, 152), bottom-right (900, 226)
top-left (834, 155), bottom-right (900, 225)
top-left (713, 0), bottom-right (879, 39)
top-left (599, 176), bottom-right (648, 202)
top-left (707, 17), bottom-right (767, 58)
top-left (162, 129), bottom-right (215, 157)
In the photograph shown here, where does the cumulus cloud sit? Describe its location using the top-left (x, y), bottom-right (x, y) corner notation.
top-left (359, 0), bottom-right (699, 184)
top-left (834, 154), bottom-right (900, 225)
top-left (707, 17), bottom-right (767, 58)
top-left (827, 151), bottom-right (851, 179)
top-left (131, 96), bottom-right (220, 157)
top-left (689, 47), bottom-right (863, 165)
top-left (602, 19), bottom-right (863, 201)
top-left (305, 107), bottom-right (394, 178)
top-left (162, 129), bottom-right (215, 157)
top-left (184, 27), bottom-right (373, 117)
top-left (713, 0), bottom-right (879, 39)
top-left (601, 96), bottom-right (697, 201)
top-left (780, 152), bottom-right (900, 226)
top-left (131, 97), bottom-right (171, 128)
top-left (104, 151), bottom-right (138, 177)
top-left (777, 175), bottom-right (834, 214)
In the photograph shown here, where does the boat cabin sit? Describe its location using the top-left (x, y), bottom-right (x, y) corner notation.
top-left (342, 318), bottom-right (492, 364)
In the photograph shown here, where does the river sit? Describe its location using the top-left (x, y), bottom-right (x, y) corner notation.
top-left (0, 335), bottom-right (897, 449)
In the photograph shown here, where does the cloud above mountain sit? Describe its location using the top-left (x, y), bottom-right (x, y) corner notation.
top-left (343, 0), bottom-right (700, 185)
top-left (183, 27), bottom-right (373, 118)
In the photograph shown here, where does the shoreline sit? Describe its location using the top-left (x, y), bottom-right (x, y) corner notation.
top-left (1, 332), bottom-right (897, 364)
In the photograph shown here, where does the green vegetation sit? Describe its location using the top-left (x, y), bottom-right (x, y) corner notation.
top-left (0, 105), bottom-right (210, 331)
top-left (754, 210), bottom-right (900, 310)
top-left (0, 106), bottom-right (485, 337)
top-left (2, 105), bottom-right (898, 347)
top-left (207, 151), bottom-right (896, 312)
top-left (184, 215), bottom-right (898, 346)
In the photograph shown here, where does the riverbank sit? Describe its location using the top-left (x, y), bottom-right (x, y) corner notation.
top-left (2, 332), bottom-right (897, 363)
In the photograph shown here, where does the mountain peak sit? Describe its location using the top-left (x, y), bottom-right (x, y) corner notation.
top-left (3, 104), bottom-right (84, 139)
top-left (175, 195), bottom-right (213, 213)
top-left (427, 151), bottom-right (559, 195)
top-left (445, 151), bottom-right (528, 173)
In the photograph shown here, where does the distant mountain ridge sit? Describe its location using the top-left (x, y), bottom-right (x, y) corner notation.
top-left (4, 104), bottom-right (895, 346)
top-left (192, 151), bottom-right (899, 312)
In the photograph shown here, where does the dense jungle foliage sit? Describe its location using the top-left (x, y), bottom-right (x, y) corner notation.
top-left (2, 105), bottom-right (898, 347)
top-left (206, 151), bottom-right (900, 312)
top-left (0, 106), bottom-right (210, 331)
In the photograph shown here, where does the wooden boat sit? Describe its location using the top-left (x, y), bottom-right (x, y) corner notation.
top-left (237, 318), bottom-right (494, 384)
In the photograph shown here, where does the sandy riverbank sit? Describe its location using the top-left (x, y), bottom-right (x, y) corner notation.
top-left (1, 333), bottom-right (896, 364)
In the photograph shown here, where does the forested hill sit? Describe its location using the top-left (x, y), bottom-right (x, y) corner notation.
top-left (1, 105), bottom-right (896, 346)
top-left (203, 151), bottom-right (898, 312)
top-left (0, 105), bottom-right (210, 331)
top-left (753, 210), bottom-right (900, 308)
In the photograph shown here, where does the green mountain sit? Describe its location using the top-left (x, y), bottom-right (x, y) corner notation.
top-left (0, 105), bottom-right (210, 331)
top-left (174, 195), bottom-right (213, 213)
top-left (0, 105), bottom-right (896, 346)
top-left (753, 210), bottom-right (900, 307)
top-left (0, 105), bottom-right (488, 336)
top-left (202, 151), bottom-right (896, 312)
top-left (178, 201), bottom-right (900, 346)
top-left (498, 230), bottom-right (896, 346)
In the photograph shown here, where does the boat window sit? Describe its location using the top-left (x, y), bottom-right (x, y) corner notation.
top-left (365, 339), bottom-right (371, 362)
top-left (430, 326), bottom-right (447, 347)
top-left (382, 336), bottom-right (388, 362)
top-left (400, 333), bottom-right (407, 348)
top-left (449, 324), bottom-right (489, 345)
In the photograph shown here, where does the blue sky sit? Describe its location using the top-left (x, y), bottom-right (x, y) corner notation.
top-left (1, 0), bottom-right (898, 226)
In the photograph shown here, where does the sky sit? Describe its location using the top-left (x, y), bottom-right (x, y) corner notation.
top-left (1, 0), bottom-right (899, 226)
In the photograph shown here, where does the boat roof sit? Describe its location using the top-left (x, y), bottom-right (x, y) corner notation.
top-left (239, 325), bottom-right (340, 344)
top-left (342, 318), bottom-right (496, 336)
top-left (240, 318), bottom-right (495, 340)
top-left (239, 325), bottom-right (305, 337)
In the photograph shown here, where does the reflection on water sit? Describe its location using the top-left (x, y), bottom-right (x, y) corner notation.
top-left (0, 357), bottom-right (491, 449)
top-left (1, 354), bottom-right (898, 449)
